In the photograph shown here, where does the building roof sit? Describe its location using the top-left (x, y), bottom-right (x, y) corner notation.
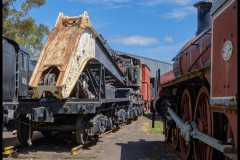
top-left (115, 50), bottom-right (173, 78)
top-left (115, 50), bottom-right (173, 65)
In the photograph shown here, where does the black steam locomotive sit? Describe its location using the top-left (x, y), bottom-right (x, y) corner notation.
top-left (2, 36), bottom-right (35, 131)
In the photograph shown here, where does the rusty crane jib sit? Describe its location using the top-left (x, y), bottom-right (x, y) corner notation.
top-left (29, 11), bottom-right (125, 99)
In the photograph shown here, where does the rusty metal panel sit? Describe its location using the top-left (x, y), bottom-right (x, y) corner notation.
top-left (160, 70), bottom-right (175, 85)
top-left (174, 29), bottom-right (211, 78)
top-left (211, 0), bottom-right (237, 98)
top-left (141, 64), bottom-right (150, 102)
top-left (29, 12), bottom-right (94, 99)
top-left (141, 82), bottom-right (150, 102)
top-left (141, 64), bottom-right (150, 84)
top-left (29, 12), bottom-right (124, 99)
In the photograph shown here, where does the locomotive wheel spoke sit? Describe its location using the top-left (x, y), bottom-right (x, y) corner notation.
top-left (193, 86), bottom-right (212, 160)
top-left (164, 120), bottom-right (172, 142)
top-left (179, 89), bottom-right (193, 160)
top-left (163, 120), bottom-right (168, 141)
top-left (164, 120), bottom-right (179, 151)
top-left (172, 127), bottom-right (179, 150)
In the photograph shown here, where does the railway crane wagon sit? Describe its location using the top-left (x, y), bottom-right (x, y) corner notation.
top-left (2, 37), bottom-right (34, 131)
top-left (153, 0), bottom-right (237, 160)
top-left (16, 11), bottom-right (145, 145)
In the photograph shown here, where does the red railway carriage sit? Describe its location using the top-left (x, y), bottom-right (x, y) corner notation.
top-left (153, 1), bottom-right (237, 160)
top-left (141, 64), bottom-right (151, 111)
top-left (160, 70), bottom-right (175, 85)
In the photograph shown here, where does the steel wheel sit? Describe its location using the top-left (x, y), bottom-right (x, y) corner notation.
top-left (164, 120), bottom-right (179, 150)
top-left (172, 126), bottom-right (179, 150)
top-left (193, 86), bottom-right (212, 160)
top-left (76, 115), bottom-right (88, 145)
top-left (164, 120), bottom-right (172, 142)
top-left (180, 89), bottom-right (193, 160)
top-left (17, 114), bottom-right (33, 146)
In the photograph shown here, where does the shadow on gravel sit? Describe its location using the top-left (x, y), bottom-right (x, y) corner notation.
top-left (116, 139), bottom-right (181, 160)
top-left (15, 132), bottom-right (78, 154)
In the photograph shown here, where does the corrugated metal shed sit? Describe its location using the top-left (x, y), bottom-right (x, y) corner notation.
top-left (115, 50), bottom-right (173, 78)
top-left (30, 50), bottom-right (173, 78)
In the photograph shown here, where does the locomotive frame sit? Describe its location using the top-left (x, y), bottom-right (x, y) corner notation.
top-left (153, 0), bottom-right (237, 160)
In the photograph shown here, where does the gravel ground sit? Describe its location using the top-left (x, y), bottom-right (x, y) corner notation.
top-left (3, 115), bottom-right (182, 160)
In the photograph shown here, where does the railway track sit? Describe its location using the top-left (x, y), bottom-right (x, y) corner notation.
top-left (2, 119), bottom-right (129, 159)
top-left (3, 116), bottom-right (182, 160)
top-left (71, 126), bottom-right (121, 155)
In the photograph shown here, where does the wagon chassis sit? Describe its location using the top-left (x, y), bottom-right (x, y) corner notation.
top-left (16, 91), bottom-right (144, 144)
top-left (16, 97), bottom-right (140, 119)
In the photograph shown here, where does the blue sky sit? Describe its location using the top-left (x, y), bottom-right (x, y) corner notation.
top-left (29, 0), bottom-right (203, 64)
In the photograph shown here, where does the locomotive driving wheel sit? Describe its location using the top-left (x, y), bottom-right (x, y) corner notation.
top-left (164, 120), bottom-right (172, 142)
top-left (179, 89), bottom-right (193, 160)
top-left (172, 126), bottom-right (179, 150)
top-left (76, 115), bottom-right (88, 145)
top-left (164, 119), bottom-right (179, 150)
top-left (193, 86), bottom-right (212, 160)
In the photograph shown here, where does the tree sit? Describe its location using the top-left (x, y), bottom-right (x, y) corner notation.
top-left (3, 0), bottom-right (49, 56)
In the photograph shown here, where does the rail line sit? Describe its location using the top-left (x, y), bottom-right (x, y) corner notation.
top-left (2, 118), bottom-right (136, 159)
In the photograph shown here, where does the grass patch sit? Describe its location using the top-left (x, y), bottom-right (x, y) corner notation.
top-left (148, 120), bottom-right (164, 136)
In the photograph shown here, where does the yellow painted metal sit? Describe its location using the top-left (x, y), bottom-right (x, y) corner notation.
top-left (71, 145), bottom-right (82, 155)
top-left (3, 146), bottom-right (14, 155)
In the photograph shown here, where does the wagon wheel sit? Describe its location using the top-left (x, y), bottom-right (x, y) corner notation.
top-left (179, 89), bottom-right (193, 160)
top-left (17, 114), bottom-right (33, 146)
top-left (76, 115), bottom-right (88, 145)
top-left (193, 86), bottom-right (212, 160)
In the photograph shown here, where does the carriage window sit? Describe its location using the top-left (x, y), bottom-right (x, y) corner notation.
top-left (19, 52), bottom-right (27, 71)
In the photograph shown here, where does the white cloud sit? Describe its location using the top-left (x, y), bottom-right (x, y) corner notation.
top-left (135, 41), bottom-right (186, 63)
top-left (164, 36), bottom-right (174, 43)
top-left (161, 6), bottom-right (196, 20)
top-left (139, 0), bottom-right (193, 6)
top-left (67, 0), bottom-right (131, 9)
top-left (138, 0), bottom-right (196, 20)
top-left (108, 35), bottom-right (158, 46)
top-left (70, 0), bottom-right (130, 2)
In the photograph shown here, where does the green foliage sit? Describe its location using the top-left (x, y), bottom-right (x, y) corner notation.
top-left (148, 120), bottom-right (164, 136)
top-left (3, 0), bottom-right (49, 56)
